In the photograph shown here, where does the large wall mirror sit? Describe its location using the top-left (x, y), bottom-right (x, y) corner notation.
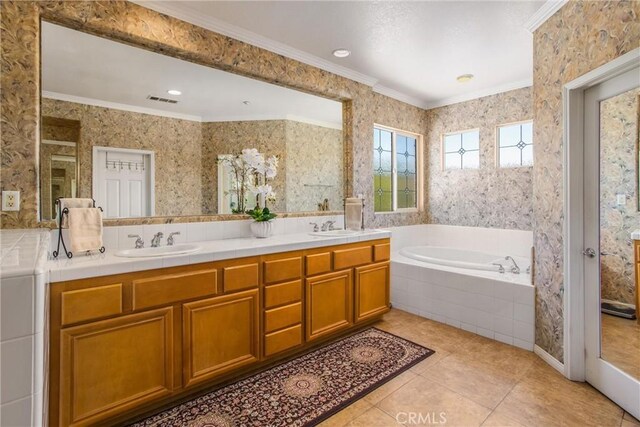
top-left (39, 21), bottom-right (344, 221)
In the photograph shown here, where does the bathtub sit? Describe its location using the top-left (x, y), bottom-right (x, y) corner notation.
top-left (400, 246), bottom-right (530, 272)
top-left (389, 224), bottom-right (535, 351)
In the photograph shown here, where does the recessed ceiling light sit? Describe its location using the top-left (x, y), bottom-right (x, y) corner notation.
top-left (456, 74), bottom-right (474, 83)
top-left (332, 48), bottom-right (351, 58)
top-left (167, 89), bottom-right (182, 96)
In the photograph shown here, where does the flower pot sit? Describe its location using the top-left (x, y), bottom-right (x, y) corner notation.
top-left (250, 220), bottom-right (274, 238)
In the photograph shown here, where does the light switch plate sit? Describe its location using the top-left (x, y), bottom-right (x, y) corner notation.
top-left (2, 191), bottom-right (20, 211)
top-left (616, 194), bottom-right (627, 206)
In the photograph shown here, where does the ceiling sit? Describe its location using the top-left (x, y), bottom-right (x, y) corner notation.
top-left (135, 0), bottom-right (546, 108)
top-left (41, 22), bottom-right (343, 127)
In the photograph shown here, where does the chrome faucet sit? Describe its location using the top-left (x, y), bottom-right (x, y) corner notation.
top-left (309, 222), bottom-right (319, 232)
top-left (151, 232), bottom-right (164, 248)
top-left (505, 256), bottom-right (520, 274)
top-left (492, 263), bottom-right (505, 274)
top-left (128, 234), bottom-right (144, 249)
top-left (167, 231), bottom-right (180, 246)
top-left (321, 221), bottom-right (336, 232)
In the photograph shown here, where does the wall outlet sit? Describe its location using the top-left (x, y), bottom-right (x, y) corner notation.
top-left (616, 194), bottom-right (627, 207)
top-left (2, 191), bottom-right (20, 211)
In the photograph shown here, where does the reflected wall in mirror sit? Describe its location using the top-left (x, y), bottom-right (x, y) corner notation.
top-left (39, 21), bottom-right (344, 220)
top-left (599, 85), bottom-right (640, 381)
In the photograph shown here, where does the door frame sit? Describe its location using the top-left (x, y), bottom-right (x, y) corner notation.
top-left (562, 47), bottom-right (640, 381)
top-left (92, 146), bottom-right (156, 216)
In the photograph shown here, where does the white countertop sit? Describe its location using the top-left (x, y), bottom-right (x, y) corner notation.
top-left (47, 229), bottom-right (391, 283)
top-left (0, 229), bottom-right (51, 278)
top-left (632, 230), bottom-right (640, 240)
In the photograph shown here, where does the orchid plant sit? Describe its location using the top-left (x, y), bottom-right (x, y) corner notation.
top-left (218, 148), bottom-right (278, 221)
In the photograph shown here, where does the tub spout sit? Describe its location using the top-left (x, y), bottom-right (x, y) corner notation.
top-left (492, 263), bottom-right (505, 273)
top-left (505, 256), bottom-right (520, 274)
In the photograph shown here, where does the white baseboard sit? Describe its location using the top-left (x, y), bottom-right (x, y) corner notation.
top-left (534, 344), bottom-right (564, 374)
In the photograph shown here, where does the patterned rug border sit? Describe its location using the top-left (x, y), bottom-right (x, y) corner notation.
top-left (126, 327), bottom-right (435, 427)
top-left (308, 327), bottom-right (435, 426)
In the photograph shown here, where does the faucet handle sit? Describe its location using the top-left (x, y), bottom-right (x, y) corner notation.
top-left (128, 234), bottom-right (144, 249)
top-left (492, 263), bottom-right (505, 274)
top-left (309, 222), bottom-right (319, 232)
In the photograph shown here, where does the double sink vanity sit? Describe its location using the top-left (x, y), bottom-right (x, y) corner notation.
top-left (46, 229), bottom-right (391, 426)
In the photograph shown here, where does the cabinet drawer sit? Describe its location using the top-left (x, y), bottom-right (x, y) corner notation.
top-left (333, 246), bottom-right (372, 270)
top-left (636, 242), bottom-right (640, 262)
top-left (264, 280), bottom-right (302, 308)
top-left (374, 243), bottom-right (391, 262)
top-left (306, 252), bottom-right (332, 276)
top-left (264, 324), bottom-right (302, 357)
top-left (264, 256), bottom-right (302, 284)
top-left (132, 270), bottom-right (217, 311)
top-left (223, 263), bottom-right (259, 292)
top-left (265, 302), bottom-right (302, 333)
top-left (61, 284), bottom-right (123, 326)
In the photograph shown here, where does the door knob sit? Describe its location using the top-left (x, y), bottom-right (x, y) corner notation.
top-left (582, 248), bottom-right (596, 258)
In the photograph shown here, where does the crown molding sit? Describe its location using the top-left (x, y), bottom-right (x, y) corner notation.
top-left (423, 79), bottom-right (533, 110)
top-left (372, 84), bottom-right (426, 109)
top-left (131, 0), bottom-right (379, 88)
top-left (524, 0), bottom-right (568, 33)
top-left (43, 91), bottom-right (203, 122)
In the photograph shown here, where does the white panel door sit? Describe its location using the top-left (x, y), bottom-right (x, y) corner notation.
top-left (93, 147), bottom-right (154, 218)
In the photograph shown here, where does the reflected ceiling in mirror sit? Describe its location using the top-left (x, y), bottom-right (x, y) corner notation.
top-left (40, 21), bottom-right (344, 220)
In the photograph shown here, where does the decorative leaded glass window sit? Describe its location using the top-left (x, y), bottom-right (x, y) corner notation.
top-left (497, 121), bottom-right (533, 167)
top-left (443, 130), bottom-right (480, 170)
top-left (373, 125), bottom-right (422, 213)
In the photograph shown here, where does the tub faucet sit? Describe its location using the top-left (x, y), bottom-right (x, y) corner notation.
top-left (151, 232), bottom-right (164, 248)
top-left (492, 263), bottom-right (505, 274)
top-left (167, 231), bottom-right (180, 246)
top-left (505, 256), bottom-right (520, 274)
top-left (321, 221), bottom-right (336, 231)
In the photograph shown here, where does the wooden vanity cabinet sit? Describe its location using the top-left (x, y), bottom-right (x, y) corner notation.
top-left (183, 289), bottom-right (260, 388)
top-left (49, 239), bottom-right (390, 426)
top-left (59, 307), bottom-right (174, 427)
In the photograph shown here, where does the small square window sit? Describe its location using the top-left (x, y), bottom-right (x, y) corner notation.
top-left (442, 129), bottom-right (480, 170)
top-left (497, 121), bottom-right (534, 167)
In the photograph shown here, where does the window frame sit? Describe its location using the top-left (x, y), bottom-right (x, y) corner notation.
top-left (440, 128), bottom-right (481, 171)
top-left (373, 124), bottom-right (424, 214)
top-left (495, 119), bottom-right (534, 168)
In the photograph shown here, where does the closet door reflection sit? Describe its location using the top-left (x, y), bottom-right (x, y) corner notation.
top-left (599, 85), bottom-right (640, 381)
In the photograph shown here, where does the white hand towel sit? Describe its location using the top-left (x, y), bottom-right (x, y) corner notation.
top-left (57, 198), bottom-right (94, 229)
top-left (68, 208), bottom-right (104, 253)
top-left (345, 198), bottom-right (363, 231)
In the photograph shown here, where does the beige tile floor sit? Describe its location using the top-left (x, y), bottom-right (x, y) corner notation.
top-left (602, 313), bottom-right (640, 381)
top-left (320, 309), bottom-right (640, 427)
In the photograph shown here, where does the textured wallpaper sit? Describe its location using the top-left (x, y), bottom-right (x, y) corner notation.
top-left (426, 87), bottom-right (533, 230)
top-left (600, 88), bottom-right (639, 306)
top-left (285, 121), bottom-right (343, 212)
top-left (533, 0), bottom-right (640, 361)
top-left (42, 98), bottom-right (205, 217)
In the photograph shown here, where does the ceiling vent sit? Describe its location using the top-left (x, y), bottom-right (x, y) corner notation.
top-left (146, 95), bottom-right (178, 104)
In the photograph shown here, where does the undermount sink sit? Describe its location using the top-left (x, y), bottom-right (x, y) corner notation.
top-left (114, 244), bottom-right (201, 258)
top-left (309, 229), bottom-right (360, 237)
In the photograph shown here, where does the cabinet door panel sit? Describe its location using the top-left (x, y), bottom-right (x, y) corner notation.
top-left (355, 262), bottom-right (390, 323)
top-left (305, 270), bottom-right (353, 341)
top-left (59, 308), bottom-right (173, 427)
top-left (183, 289), bottom-right (259, 387)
